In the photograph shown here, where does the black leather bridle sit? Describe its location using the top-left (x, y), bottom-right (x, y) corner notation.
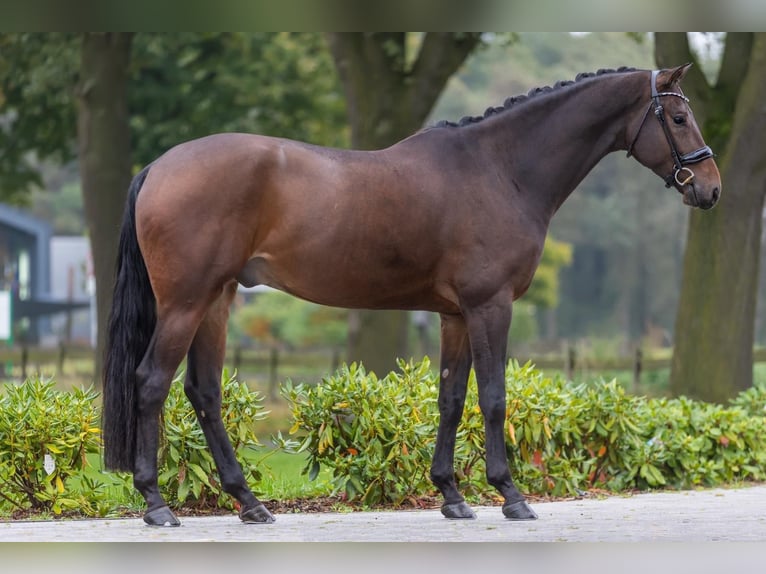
top-left (626, 70), bottom-right (714, 189)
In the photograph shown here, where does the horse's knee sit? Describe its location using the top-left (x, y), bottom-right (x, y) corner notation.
top-left (478, 390), bottom-right (506, 423)
top-left (439, 390), bottom-right (466, 415)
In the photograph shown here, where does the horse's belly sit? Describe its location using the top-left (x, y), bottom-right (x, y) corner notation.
top-left (237, 253), bottom-right (452, 312)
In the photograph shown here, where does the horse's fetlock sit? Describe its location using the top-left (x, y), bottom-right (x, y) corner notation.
top-left (486, 468), bottom-right (513, 491)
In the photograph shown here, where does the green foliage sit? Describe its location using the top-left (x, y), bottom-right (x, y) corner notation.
top-left (157, 371), bottom-right (268, 510)
top-left (0, 378), bottom-right (101, 515)
top-left (524, 236), bottom-right (573, 308)
top-left (0, 33), bottom-right (347, 204)
top-left (284, 358), bottom-right (766, 506)
top-left (730, 382), bottom-right (766, 416)
top-left (29, 181), bottom-right (85, 234)
top-left (233, 291), bottom-right (347, 349)
top-left (0, 33), bottom-right (79, 202)
top-left (635, 396), bottom-right (766, 488)
top-left (0, 372), bottom-right (270, 517)
top-left (130, 32), bottom-right (348, 166)
top-left (1, 364), bottom-right (765, 518)
top-left (283, 360), bottom-right (438, 504)
top-left (508, 302), bottom-right (539, 345)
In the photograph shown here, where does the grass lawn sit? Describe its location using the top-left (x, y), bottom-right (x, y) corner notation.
top-left (243, 447), bottom-right (334, 501)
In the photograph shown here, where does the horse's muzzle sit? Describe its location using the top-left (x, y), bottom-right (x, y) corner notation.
top-left (683, 183), bottom-right (720, 210)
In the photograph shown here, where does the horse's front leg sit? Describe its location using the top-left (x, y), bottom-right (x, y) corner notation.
top-left (431, 313), bottom-right (475, 519)
top-left (465, 298), bottom-right (538, 520)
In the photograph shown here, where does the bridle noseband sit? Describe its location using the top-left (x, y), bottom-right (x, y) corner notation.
top-left (626, 69), bottom-right (714, 189)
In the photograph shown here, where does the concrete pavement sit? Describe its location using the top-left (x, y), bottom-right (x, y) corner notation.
top-left (2, 484), bottom-right (766, 542)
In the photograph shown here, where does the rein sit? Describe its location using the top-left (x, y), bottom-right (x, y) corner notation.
top-left (626, 69), bottom-right (714, 189)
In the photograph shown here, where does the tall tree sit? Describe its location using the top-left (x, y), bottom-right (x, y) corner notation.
top-left (656, 33), bottom-right (766, 402)
top-left (326, 32), bottom-right (482, 375)
top-left (76, 33), bottom-right (134, 378)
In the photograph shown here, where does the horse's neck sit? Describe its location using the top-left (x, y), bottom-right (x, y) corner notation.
top-left (480, 73), bottom-right (645, 220)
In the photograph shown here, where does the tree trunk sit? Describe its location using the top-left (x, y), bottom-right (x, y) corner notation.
top-left (657, 33), bottom-right (766, 402)
top-left (76, 33), bottom-right (134, 384)
top-left (326, 33), bottom-right (480, 375)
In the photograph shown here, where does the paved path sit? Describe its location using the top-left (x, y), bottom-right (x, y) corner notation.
top-left (2, 484), bottom-right (766, 542)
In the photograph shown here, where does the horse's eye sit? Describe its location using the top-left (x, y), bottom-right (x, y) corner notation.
top-left (673, 115), bottom-right (686, 125)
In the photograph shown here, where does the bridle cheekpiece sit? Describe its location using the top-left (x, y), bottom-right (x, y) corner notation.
top-left (626, 69), bottom-right (714, 188)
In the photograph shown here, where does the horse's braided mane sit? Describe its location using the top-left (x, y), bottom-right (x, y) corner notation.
top-left (433, 66), bottom-right (638, 128)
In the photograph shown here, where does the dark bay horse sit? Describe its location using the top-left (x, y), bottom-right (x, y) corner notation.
top-left (102, 64), bottom-right (721, 526)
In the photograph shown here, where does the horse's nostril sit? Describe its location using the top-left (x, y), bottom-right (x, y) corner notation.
top-left (712, 187), bottom-right (720, 203)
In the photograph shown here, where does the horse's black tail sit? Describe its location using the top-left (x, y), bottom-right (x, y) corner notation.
top-left (102, 165), bottom-right (155, 472)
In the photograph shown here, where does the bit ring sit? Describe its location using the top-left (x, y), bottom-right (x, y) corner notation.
top-left (675, 167), bottom-right (695, 186)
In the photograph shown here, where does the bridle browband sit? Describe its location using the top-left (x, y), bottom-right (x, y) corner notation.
top-left (626, 69), bottom-right (714, 189)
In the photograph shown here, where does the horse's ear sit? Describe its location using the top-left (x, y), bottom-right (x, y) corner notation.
top-left (658, 63), bottom-right (693, 89)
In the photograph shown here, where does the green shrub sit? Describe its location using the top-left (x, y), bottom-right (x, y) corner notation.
top-left (0, 371), bottom-right (270, 517)
top-left (637, 396), bottom-right (766, 488)
top-left (284, 358), bottom-right (766, 506)
top-left (3, 361), bottom-right (765, 518)
top-left (157, 371), bottom-right (268, 510)
top-left (283, 360), bottom-right (439, 505)
top-left (731, 381), bottom-right (766, 416)
top-left (0, 378), bottom-right (101, 515)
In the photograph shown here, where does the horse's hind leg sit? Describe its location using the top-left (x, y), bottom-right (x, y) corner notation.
top-left (431, 313), bottom-right (476, 519)
top-left (133, 307), bottom-right (204, 527)
top-left (183, 281), bottom-right (274, 523)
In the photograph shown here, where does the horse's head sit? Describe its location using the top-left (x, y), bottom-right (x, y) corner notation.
top-left (626, 63), bottom-right (721, 210)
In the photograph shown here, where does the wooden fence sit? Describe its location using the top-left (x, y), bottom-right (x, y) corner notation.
top-left (0, 343), bottom-right (95, 379)
top-left (3, 343), bottom-right (766, 392)
top-left (0, 344), bottom-right (341, 399)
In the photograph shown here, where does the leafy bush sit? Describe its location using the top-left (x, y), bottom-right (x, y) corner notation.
top-left (638, 396), bottom-right (766, 488)
top-left (284, 358), bottom-right (766, 506)
top-left (283, 360), bottom-right (439, 504)
top-left (157, 371), bottom-right (268, 510)
top-left (0, 378), bottom-right (101, 515)
top-left (506, 372), bottom-right (766, 492)
top-left (0, 371), bottom-right (269, 517)
top-left (731, 381), bottom-right (766, 416)
top-left (3, 361), bottom-right (765, 518)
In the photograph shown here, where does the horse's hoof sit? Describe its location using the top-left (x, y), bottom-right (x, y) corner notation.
top-left (503, 500), bottom-right (538, 520)
top-left (441, 501), bottom-right (477, 520)
top-left (239, 503), bottom-right (276, 524)
top-left (144, 505), bottom-right (181, 527)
